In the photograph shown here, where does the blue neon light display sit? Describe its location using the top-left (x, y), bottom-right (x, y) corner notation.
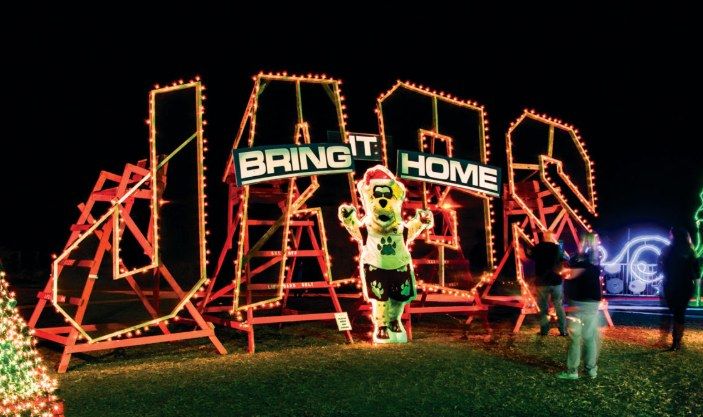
top-left (599, 235), bottom-right (670, 284)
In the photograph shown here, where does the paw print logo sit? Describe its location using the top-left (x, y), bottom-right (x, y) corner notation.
top-left (370, 280), bottom-right (384, 298)
top-left (400, 280), bottom-right (411, 297)
top-left (377, 236), bottom-right (397, 255)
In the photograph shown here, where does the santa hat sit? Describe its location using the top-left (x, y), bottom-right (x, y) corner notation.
top-left (362, 165), bottom-right (394, 185)
top-left (357, 165), bottom-right (406, 202)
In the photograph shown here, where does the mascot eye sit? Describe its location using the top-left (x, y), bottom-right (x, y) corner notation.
top-left (373, 190), bottom-right (393, 199)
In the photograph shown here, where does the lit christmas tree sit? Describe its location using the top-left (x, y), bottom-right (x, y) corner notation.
top-left (1, 265), bottom-right (60, 416)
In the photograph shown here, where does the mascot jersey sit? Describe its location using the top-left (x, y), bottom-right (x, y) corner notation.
top-left (362, 225), bottom-right (411, 270)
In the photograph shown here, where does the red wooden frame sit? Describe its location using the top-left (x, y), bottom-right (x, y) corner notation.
top-left (480, 109), bottom-right (615, 333)
top-left (200, 73), bottom-right (356, 352)
top-left (28, 161), bottom-right (225, 372)
top-left (199, 179), bottom-right (353, 353)
top-left (482, 181), bottom-right (613, 332)
top-left (395, 175), bottom-right (491, 336)
top-left (361, 87), bottom-right (497, 335)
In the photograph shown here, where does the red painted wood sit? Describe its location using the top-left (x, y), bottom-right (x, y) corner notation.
top-left (29, 160), bottom-right (226, 372)
top-left (203, 181), bottom-right (353, 352)
top-left (64, 330), bottom-right (213, 353)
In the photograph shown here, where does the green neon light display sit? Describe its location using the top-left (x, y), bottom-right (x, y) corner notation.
top-left (692, 188), bottom-right (703, 306)
top-left (694, 188), bottom-right (703, 258)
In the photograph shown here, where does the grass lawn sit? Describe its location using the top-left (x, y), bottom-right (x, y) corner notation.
top-left (44, 312), bottom-right (703, 417)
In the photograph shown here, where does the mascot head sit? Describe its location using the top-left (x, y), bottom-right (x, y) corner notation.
top-left (357, 165), bottom-right (406, 233)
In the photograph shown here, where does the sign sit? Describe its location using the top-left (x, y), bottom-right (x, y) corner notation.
top-left (334, 312), bottom-right (352, 331)
top-left (347, 132), bottom-right (382, 161)
top-left (233, 143), bottom-right (354, 186)
top-left (397, 150), bottom-right (501, 197)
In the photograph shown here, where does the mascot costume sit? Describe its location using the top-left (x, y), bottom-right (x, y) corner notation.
top-left (338, 165), bottom-right (433, 343)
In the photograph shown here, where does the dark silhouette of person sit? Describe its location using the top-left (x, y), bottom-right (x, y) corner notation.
top-left (658, 227), bottom-right (699, 351)
top-left (525, 230), bottom-right (569, 336)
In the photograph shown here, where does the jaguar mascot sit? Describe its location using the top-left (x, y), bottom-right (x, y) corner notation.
top-left (338, 165), bottom-right (433, 343)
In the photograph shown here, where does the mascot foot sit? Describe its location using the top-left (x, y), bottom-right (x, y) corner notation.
top-left (373, 326), bottom-right (391, 344)
top-left (390, 330), bottom-right (407, 343)
top-left (388, 320), bottom-right (408, 343)
top-left (388, 320), bottom-right (402, 333)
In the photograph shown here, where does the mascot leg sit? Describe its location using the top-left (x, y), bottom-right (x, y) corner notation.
top-left (387, 298), bottom-right (408, 343)
top-left (371, 300), bottom-right (391, 343)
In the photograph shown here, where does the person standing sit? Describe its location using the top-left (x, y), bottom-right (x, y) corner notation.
top-left (658, 227), bottom-right (699, 351)
top-left (558, 233), bottom-right (603, 380)
top-left (526, 230), bottom-right (569, 336)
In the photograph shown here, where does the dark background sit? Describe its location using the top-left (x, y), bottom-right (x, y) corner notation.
top-left (2, 7), bottom-right (701, 278)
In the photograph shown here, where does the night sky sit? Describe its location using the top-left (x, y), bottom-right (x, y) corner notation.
top-left (2, 8), bottom-right (701, 271)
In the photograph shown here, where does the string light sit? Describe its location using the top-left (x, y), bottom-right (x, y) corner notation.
top-left (210, 73), bottom-right (351, 314)
top-left (377, 81), bottom-right (497, 297)
top-left (37, 80), bottom-right (216, 345)
top-left (503, 109), bottom-right (597, 235)
top-left (481, 110), bottom-right (598, 316)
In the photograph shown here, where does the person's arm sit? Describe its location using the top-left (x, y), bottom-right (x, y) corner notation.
top-left (558, 241), bottom-right (570, 262)
top-left (563, 267), bottom-right (584, 280)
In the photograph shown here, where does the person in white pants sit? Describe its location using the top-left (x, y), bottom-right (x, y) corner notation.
top-left (558, 233), bottom-right (603, 380)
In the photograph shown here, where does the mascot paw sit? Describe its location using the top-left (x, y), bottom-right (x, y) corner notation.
top-left (417, 209), bottom-right (433, 225)
top-left (338, 204), bottom-right (356, 219)
top-left (400, 280), bottom-right (412, 297)
top-left (370, 280), bottom-right (384, 298)
top-left (377, 236), bottom-right (397, 255)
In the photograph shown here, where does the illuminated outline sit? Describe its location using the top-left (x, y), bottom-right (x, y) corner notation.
top-left (506, 109), bottom-right (598, 234)
top-left (694, 188), bottom-right (703, 258)
top-left (51, 80), bottom-right (209, 343)
top-left (599, 235), bottom-right (670, 283)
top-left (224, 72), bottom-right (347, 312)
top-left (376, 81), bottom-right (497, 296)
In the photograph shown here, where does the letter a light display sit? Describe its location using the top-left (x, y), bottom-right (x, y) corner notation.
top-left (201, 73), bottom-right (354, 353)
